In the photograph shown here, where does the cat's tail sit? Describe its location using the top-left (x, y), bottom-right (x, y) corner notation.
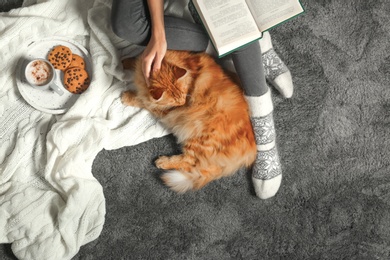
top-left (161, 170), bottom-right (195, 193)
top-left (161, 167), bottom-right (223, 193)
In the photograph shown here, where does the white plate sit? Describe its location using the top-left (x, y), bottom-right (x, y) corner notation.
top-left (16, 36), bottom-right (92, 114)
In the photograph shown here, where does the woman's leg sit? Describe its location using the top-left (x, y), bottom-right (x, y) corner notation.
top-left (231, 42), bottom-right (283, 199)
top-left (164, 17), bottom-right (209, 51)
top-left (221, 36), bottom-right (294, 98)
top-left (230, 42), bottom-right (268, 96)
top-left (111, 0), bottom-right (151, 45)
top-left (111, 0), bottom-right (209, 51)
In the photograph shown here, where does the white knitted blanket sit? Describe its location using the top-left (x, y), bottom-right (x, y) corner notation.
top-left (0, 0), bottom-right (187, 259)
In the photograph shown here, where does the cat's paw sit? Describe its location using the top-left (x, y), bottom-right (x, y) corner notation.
top-left (121, 57), bottom-right (137, 70)
top-left (121, 90), bottom-right (139, 106)
top-left (155, 155), bottom-right (194, 172)
top-left (155, 156), bottom-right (171, 170)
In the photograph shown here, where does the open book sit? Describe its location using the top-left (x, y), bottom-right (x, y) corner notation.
top-left (190, 0), bottom-right (304, 57)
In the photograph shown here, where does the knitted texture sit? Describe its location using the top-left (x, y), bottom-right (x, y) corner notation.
top-left (251, 113), bottom-right (282, 180)
top-left (0, 0), bottom-right (170, 259)
top-left (262, 49), bottom-right (289, 81)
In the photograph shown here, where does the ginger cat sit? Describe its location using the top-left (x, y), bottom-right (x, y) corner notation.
top-left (121, 50), bottom-right (256, 193)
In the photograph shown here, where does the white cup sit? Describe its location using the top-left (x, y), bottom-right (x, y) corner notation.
top-left (25, 59), bottom-right (64, 96)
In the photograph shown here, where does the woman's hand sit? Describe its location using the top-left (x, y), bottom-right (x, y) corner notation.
top-left (142, 32), bottom-right (167, 85)
top-left (143, 0), bottom-right (166, 85)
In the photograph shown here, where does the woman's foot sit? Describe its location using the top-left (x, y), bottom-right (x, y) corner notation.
top-left (245, 89), bottom-right (282, 199)
top-left (260, 31), bottom-right (294, 98)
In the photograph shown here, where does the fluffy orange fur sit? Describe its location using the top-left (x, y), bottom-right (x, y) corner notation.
top-left (122, 50), bottom-right (256, 193)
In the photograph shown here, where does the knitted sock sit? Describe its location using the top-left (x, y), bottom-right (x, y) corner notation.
top-left (259, 31), bottom-right (294, 98)
top-left (246, 89), bottom-right (282, 199)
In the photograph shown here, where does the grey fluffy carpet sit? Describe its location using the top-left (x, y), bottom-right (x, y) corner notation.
top-left (2, 0), bottom-right (390, 259)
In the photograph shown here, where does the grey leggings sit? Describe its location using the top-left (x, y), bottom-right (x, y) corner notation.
top-left (110, 0), bottom-right (268, 97)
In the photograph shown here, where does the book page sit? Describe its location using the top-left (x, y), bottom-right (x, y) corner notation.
top-left (195, 0), bottom-right (261, 54)
top-left (246, 0), bottom-right (304, 31)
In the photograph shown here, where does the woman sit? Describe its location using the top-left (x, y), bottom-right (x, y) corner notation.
top-left (111, 0), bottom-right (292, 199)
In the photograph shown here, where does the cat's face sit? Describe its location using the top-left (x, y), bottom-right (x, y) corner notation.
top-left (148, 62), bottom-right (188, 107)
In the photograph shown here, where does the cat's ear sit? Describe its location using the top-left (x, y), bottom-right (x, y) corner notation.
top-left (173, 65), bottom-right (187, 80)
top-left (149, 87), bottom-right (164, 100)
